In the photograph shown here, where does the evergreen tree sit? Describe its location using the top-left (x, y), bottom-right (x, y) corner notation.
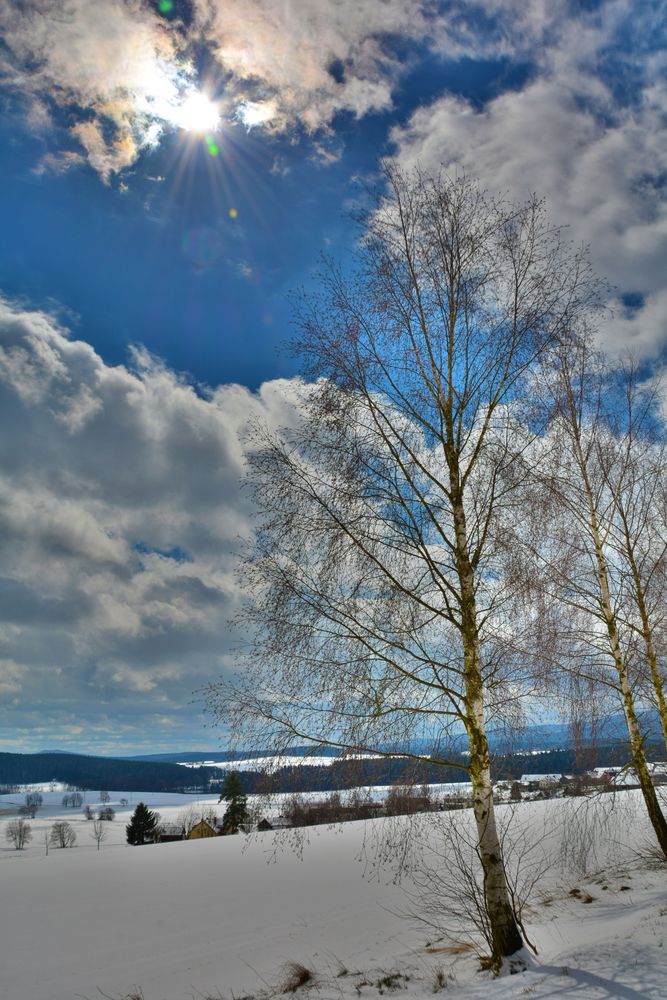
top-left (125, 801), bottom-right (158, 845)
top-left (219, 771), bottom-right (248, 833)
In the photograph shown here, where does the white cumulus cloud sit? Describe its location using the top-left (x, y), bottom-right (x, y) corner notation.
top-left (390, 0), bottom-right (667, 355)
top-left (0, 296), bottom-right (302, 750)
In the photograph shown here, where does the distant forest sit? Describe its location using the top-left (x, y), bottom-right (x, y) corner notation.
top-left (1, 741), bottom-right (662, 794)
top-left (0, 752), bottom-right (215, 793)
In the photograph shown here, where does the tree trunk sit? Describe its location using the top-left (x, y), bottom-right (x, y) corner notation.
top-left (624, 532), bottom-right (667, 750)
top-left (618, 659), bottom-right (667, 857)
top-left (467, 699), bottom-right (524, 963)
top-left (452, 476), bottom-right (524, 964)
top-left (590, 506), bottom-right (667, 858)
top-left (572, 428), bottom-right (667, 859)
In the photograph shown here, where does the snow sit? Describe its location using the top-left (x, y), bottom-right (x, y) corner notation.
top-left (1, 789), bottom-right (666, 1000)
top-left (177, 753), bottom-right (390, 770)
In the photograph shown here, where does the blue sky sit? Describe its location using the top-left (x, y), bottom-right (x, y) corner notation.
top-left (1, 0), bottom-right (666, 754)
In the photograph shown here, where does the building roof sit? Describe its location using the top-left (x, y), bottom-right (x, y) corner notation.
top-left (520, 774), bottom-right (562, 783)
top-left (186, 819), bottom-right (217, 838)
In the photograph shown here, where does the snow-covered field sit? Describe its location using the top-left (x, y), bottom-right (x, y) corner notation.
top-left (1, 788), bottom-right (665, 1000)
top-left (177, 753), bottom-right (390, 770)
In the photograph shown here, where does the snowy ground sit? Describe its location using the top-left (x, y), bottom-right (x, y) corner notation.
top-left (1, 788), bottom-right (665, 1000)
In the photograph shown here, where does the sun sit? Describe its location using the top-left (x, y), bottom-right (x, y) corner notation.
top-left (174, 92), bottom-right (221, 134)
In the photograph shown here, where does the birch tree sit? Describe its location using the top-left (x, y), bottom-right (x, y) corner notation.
top-left (207, 167), bottom-right (596, 967)
top-left (596, 364), bottom-right (667, 749)
top-left (531, 337), bottom-right (667, 857)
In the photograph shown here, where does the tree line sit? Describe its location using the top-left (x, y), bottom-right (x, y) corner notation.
top-left (0, 752), bottom-right (216, 792)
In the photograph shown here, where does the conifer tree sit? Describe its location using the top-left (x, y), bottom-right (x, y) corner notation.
top-left (219, 771), bottom-right (248, 833)
top-left (126, 801), bottom-right (158, 845)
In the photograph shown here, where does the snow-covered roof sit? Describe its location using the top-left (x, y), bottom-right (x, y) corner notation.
top-left (160, 824), bottom-right (183, 836)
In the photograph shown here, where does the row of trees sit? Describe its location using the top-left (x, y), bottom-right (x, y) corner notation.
top-left (206, 166), bottom-right (667, 968)
top-left (5, 819), bottom-right (78, 850)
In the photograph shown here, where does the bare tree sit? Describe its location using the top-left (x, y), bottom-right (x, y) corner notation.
top-left (98, 806), bottom-right (115, 821)
top-left (206, 167), bottom-right (597, 967)
top-left (6, 818), bottom-right (32, 850)
top-left (62, 793), bottom-right (83, 809)
top-left (176, 805), bottom-right (199, 837)
top-left (99, 790), bottom-right (110, 804)
top-left (25, 791), bottom-right (42, 811)
top-left (594, 362), bottom-right (667, 749)
top-left (373, 806), bottom-right (547, 961)
top-left (49, 821), bottom-right (77, 849)
top-left (525, 335), bottom-right (667, 856)
top-left (176, 805), bottom-right (216, 837)
top-left (90, 819), bottom-right (108, 851)
top-left (83, 804), bottom-right (95, 820)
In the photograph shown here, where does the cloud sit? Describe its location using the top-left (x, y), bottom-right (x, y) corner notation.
top-left (0, 296), bottom-right (301, 751)
top-left (390, 0), bottom-right (667, 355)
top-left (0, 658), bottom-right (25, 696)
top-left (194, 0), bottom-right (440, 132)
top-left (2, 0), bottom-right (546, 180)
top-left (0, 0), bottom-right (202, 183)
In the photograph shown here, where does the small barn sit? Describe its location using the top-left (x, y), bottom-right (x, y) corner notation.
top-left (187, 819), bottom-right (217, 839)
top-left (159, 824), bottom-right (183, 843)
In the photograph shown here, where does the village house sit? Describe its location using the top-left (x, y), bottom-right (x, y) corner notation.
top-left (519, 774), bottom-right (563, 793)
top-left (186, 819), bottom-right (217, 839)
top-left (158, 824), bottom-right (183, 843)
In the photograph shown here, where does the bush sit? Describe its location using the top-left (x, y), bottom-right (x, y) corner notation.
top-left (385, 782), bottom-right (431, 817)
top-left (283, 789), bottom-right (379, 827)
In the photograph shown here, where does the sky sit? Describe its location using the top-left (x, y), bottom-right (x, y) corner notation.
top-left (1, 0), bottom-right (667, 755)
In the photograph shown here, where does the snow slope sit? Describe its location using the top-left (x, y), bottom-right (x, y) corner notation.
top-left (1, 790), bottom-right (665, 1000)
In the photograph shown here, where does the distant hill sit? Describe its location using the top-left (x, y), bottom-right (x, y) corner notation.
top-left (0, 752), bottom-right (216, 793)
top-left (3, 739), bottom-right (665, 797)
top-left (23, 711), bottom-right (663, 769)
top-left (3, 712), bottom-right (662, 794)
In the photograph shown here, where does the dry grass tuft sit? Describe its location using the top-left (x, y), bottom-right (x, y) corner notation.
top-left (280, 961), bottom-right (314, 993)
top-left (89, 987), bottom-right (146, 1000)
top-left (432, 967), bottom-right (449, 992)
top-left (425, 942), bottom-right (474, 955)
